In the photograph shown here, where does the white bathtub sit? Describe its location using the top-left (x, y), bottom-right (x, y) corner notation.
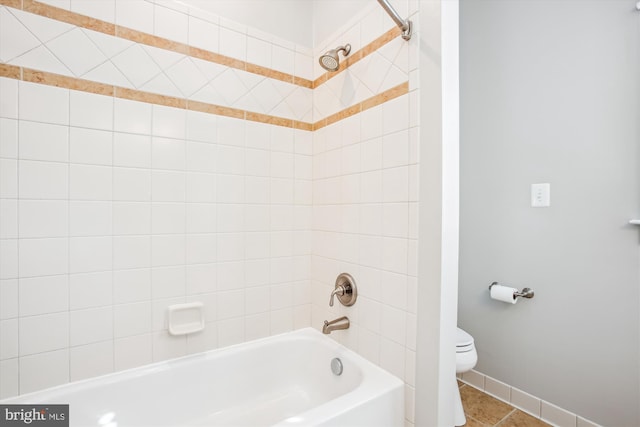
top-left (2, 328), bottom-right (404, 426)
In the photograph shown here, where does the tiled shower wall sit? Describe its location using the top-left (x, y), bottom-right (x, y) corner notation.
top-left (310, 1), bottom-right (420, 425)
top-left (0, 2), bottom-right (420, 424)
top-left (0, 0), bottom-right (314, 397)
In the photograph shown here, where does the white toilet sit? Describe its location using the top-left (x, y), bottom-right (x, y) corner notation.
top-left (454, 327), bottom-right (477, 426)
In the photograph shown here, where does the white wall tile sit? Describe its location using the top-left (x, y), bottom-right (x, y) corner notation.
top-left (154, 4), bottom-right (188, 44)
top-left (19, 312), bottom-right (69, 355)
top-left (19, 160), bottom-right (68, 199)
top-left (151, 266), bottom-right (185, 298)
top-left (114, 98), bottom-right (152, 135)
top-left (187, 234), bottom-right (217, 265)
top-left (113, 236), bottom-right (151, 270)
top-left (0, 279), bottom-right (18, 320)
top-left (152, 203), bottom-right (185, 234)
top-left (188, 17), bottom-right (219, 54)
top-left (0, 240), bottom-right (18, 280)
top-left (19, 200), bottom-right (68, 238)
top-left (114, 133), bottom-right (151, 168)
top-left (113, 167), bottom-right (151, 201)
top-left (69, 271), bottom-right (113, 310)
top-left (19, 82), bottom-right (69, 125)
top-left (70, 236), bottom-right (112, 274)
top-left (70, 127), bottom-right (112, 166)
top-left (152, 137), bottom-right (185, 171)
top-left (151, 235), bottom-right (185, 267)
top-left (152, 331), bottom-right (186, 362)
top-left (0, 319), bottom-right (18, 360)
top-left (19, 349), bottom-right (69, 394)
top-left (382, 166), bottom-right (409, 202)
top-left (217, 317), bottom-right (244, 348)
top-left (69, 201), bottom-right (112, 236)
top-left (186, 173), bottom-right (216, 203)
top-left (70, 91), bottom-right (113, 130)
top-left (19, 121), bottom-right (68, 162)
top-left (219, 27), bottom-right (246, 62)
top-left (70, 306), bottom-right (113, 346)
top-left (19, 275), bottom-right (68, 317)
top-left (152, 170), bottom-right (185, 202)
top-left (0, 78), bottom-right (19, 119)
top-left (0, 118), bottom-right (18, 159)
top-left (186, 263), bottom-right (216, 295)
top-left (152, 105), bottom-right (186, 139)
top-left (70, 164), bottom-right (112, 200)
top-left (0, 359), bottom-right (19, 398)
top-left (114, 334), bottom-right (152, 371)
top-left (19, 238), bottom-right (68, 277)
top-left (70, 0), bottom-right (115, 23)
top-left (115, 0), bottom-right (154, 34)
top-left (113, 202), bottom-right (151, 235)
top-left (70, 340), bottom-right (114, 381)
top-left (114, 302), bottom-right (152, 338)
top-left (114, 268), bottom-right (151, 304)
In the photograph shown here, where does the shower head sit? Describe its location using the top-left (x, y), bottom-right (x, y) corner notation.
top-left (319, 44), bottom-right (351, 72)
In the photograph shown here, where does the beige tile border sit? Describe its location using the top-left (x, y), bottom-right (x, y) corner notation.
top-left (0, 63), bottom-right (408, 131)
top-left (0, 0), bottom-right (402, 91)
top-left (313, 82), bottom-right (409, 131)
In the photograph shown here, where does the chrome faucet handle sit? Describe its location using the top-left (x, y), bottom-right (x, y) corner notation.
top-left (329, 285), bottom-right (345, 307)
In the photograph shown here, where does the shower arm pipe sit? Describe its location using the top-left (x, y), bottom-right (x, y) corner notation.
top-left (376, 0), bottom-right (413, 41)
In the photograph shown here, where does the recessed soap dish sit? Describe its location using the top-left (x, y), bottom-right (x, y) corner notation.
top-left (168, 302), bottom-right (204, 336)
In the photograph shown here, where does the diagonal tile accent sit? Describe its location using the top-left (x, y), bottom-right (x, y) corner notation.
top-left (140, 72), bottom-right (184, 99)
top-left (165, 57), bottom-right (208, 97)
top-left (190, 83), bottom-right (228, 108)
top-left (210, 69), bottom-right (248, 106)
top-left (111, 44), bottom-right (161, 88)
top-left (82, 60), bottom-right (130, 88)
top-left (142, 44), bottom-right (184, 71)
top-left (0, 7), bottom-right (41, 62)
top-left (8, 44), bottom-right (70, 75)
top-left (84, 28), bottom-right (133, 58)
top-left (250, 79), bottom-right (283, 113)
top-left (11, 6), bottom-right (73, 43)
top-left (46, 27), bottom-right (107, 76)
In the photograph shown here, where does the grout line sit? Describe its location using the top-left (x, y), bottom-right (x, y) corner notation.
top-left (494, 408), bottom-right (518, 427)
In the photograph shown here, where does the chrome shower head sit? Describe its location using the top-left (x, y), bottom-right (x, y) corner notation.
top-left (319, 44), bottom-right (351, 72)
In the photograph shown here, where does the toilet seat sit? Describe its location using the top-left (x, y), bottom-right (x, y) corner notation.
top-left (456, 327), bottom-right (474, 353)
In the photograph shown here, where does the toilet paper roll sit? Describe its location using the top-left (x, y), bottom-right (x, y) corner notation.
top-left (490, 284), bottom-right (518, 304)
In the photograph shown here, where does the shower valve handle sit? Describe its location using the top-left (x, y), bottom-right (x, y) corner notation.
top-left (329, 285), bottom-right (346, 307)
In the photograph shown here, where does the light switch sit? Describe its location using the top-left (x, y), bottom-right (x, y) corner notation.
top-left (531, 183), bottom-right (550, 207)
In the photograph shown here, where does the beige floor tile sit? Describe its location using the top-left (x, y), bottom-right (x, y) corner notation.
top-left (497, 410), bottom-right (552, 427)
top-left (460, 385), bottom-right (514, 426)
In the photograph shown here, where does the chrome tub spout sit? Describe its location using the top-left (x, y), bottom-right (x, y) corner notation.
top-left (322, 316), bottom-right (350, 334)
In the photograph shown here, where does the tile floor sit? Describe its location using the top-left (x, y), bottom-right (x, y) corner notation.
top-left (459, 382), bottom-right (551, 427)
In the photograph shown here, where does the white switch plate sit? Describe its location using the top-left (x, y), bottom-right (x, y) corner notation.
top-left (531, 183), bottom-right (550, 207)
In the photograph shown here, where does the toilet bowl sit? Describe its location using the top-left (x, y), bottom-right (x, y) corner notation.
top-left (454, 327), bottom-right (477, 426)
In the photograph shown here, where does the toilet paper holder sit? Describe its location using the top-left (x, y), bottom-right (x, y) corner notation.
top-left (489, 282), bottom-right (534, 299)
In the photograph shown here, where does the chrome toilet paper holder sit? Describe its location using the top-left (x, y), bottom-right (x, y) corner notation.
top-left (489, 282), bottom-right (535, 299)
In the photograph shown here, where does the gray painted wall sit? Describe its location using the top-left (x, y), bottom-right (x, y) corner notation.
top-left (459, 1), bottom-right (640, 425)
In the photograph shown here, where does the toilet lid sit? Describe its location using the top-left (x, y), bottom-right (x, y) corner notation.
top-left (456, 327), bottom-right (474, 348)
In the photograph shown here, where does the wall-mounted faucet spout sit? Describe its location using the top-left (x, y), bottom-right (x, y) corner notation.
top-left (322, 316), bottom-right (350, 334)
